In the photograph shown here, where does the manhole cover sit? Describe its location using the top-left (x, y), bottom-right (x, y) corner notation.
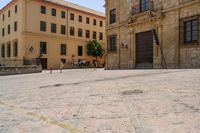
top-left (122, 90), bottom-right (143, 95)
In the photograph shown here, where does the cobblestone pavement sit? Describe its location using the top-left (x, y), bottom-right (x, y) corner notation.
top-left (0, 69), bottom-right (200, 133)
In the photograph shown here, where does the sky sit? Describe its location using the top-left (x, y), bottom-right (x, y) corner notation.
top-left (0, 0), bottom-right (105, 13)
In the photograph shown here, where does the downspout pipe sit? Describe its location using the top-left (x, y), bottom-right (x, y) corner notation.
top-left (177, 0), bottom-right (181, 68)
top-left (118, 0), bottom-right (121, 69)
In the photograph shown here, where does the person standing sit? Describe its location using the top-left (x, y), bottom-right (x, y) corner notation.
top-left (49, 61), bottom-right (54, 74)
top-left (60, 60), bottom-right (64, 73)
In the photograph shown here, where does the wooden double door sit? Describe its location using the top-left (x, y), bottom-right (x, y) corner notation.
top-left (40, 58), bottom-right (48, 69)
top-left (136, 31), bottom-right (153, 68)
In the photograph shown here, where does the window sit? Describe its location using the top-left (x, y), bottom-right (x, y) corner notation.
top-left (1, 45), bottom-right (5, 58)
top-left (61, 25), bottom-right (66, 35)
top-left (51, 23), bottom-right (57, 33)
top-left (93, 19), bottom-right (96, 25)
top-left (99, 32), bottom-right (103, 40)
top-left (61, 11), bottom-right (65, 18)
top-left (60, 44), bottom-right (66, 55)
top-left (93, 31), bottom-right (96, 39)
top-left (13, 41), bottom-right (18, 57)
top-left (78, 15), bottom-right (82, 22)
top-left (70, 27), bottom-right (75, 36)
top-left (52, 8), bottom-right (56, 16)
top-left (109, 35), bottom-right (117, 51)
top-left (14, 21), bottom-right (17, 32)
top-left (2, 14), bottom-right (5, 21)
top-left (78, 46), bottom-right (83, 56)
top-left (8, 10), bottom-right (10, 17)
top-left (40, 21), bottom-right (46, 32)
top-left (7, 43), bottom-right (11, 57)
top-left (2, 28), bottom-right (5, 37)
top-left (100, 21), bottom-right (103, 27)
top-left (140, 0), bottom-right (151, 12)
top-left (86, 30), bottom-right (90, 38)
top-left (40, 42), bottom-right (47, 54)
top-left (110, 9), bottom-right (116, 24)
top-left (78, 28), bottom-right (82, 37)
top-left (184, 19), bottom-right (198, 43)
top-left (86, 17), bottom-right (90, 24)
top-left (70, 13), bottom-right (74, 20)
top-left (8, 25), bottom-right (10, 34)
top-left (41, 6), bottom-right (46, 14)
top-left (15, 5), bottom-right (17, 13)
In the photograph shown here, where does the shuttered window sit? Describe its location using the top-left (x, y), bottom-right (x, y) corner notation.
top-left (40, 42), bottom-right (47, 54)
top-left (100, 21), bottom-right (103, 27)
top-left (78, 46), bottom-right (83, 56)
top-left (13, 41), bottom-right (18, 57)
top-left (14, 21), bottom-right (17, 32)
top-left (78, 15), bottom-right (82, 22)
top-left (7, 43), bottom-right (11, 57)
top-left (93, 19), bottom-right (96, 25)
top-left (86, 30), bottom-right (90, 38)
top-left (41, 6), bottom-right (46, 14)
top-left (108, 35), bottom-right (117, 51)
top-left (15, 5), bottom-right (18, 13)
top-left (2, 28), bottom-right (5, 37)
top-left (52, 8), bottom-right (56, 16)
top-left (40, 21), bottom-right (46, 32)
top-left (70, 13), bottom-right (74, 20)
top-left (61, 11), bottom-right (65, 18)
top-left (93, 31), bottom-right (96, 39)
top-left (86, 17), bottom-right (90, 24)
top-left (51, 23), bottom-right (57, 33)
top-left (110, 9), bottom-right (116, 24)
top-left (1, 45), bottom-right (5, 58)
top-left (70, 27), bottom-right (75, 36)
top-left (60, 44), bottom-right (66, 55)
top-left (78, 28), bottom-right (82, 37)
top-left (184, 19), bottom-right (198, 43)
top-left (8, 25), bottom-right (10, 34)
top-left (61, 25), bottom-right (66, 35)
top-left (99, 32), bottom-right (103, 40)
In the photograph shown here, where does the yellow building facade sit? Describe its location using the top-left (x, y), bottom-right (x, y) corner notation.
top-left (105, 0), bottom-right (200, 69)
top-left (0, 0), bottom-right (105, 69)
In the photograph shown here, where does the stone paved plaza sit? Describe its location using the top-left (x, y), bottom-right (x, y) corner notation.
top-left (0, 69), bottom-right (200, 133)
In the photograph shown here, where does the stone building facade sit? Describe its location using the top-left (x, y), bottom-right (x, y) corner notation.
top-left (0, 0), bottom-right (105, 69)
top-left (105, 0), bottom-right (200, 69)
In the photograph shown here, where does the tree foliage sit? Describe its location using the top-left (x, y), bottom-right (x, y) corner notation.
top-left (86, 40), bottom-right (104, 60)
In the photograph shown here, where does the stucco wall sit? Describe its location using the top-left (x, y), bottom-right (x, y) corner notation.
top-left (0, 0), bottom-right (106, 69)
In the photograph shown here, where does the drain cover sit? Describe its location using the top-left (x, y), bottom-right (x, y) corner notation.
top-left (54, 84), bottom-right (62, 87)
top-left (122, 90), bottom-right (143, 95)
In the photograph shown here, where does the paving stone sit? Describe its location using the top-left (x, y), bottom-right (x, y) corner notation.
top-left (0, 69), bottom-right (199, 133)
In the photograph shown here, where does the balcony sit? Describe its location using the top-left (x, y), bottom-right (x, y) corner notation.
top-left (130, 1), bottom-right (154, 16)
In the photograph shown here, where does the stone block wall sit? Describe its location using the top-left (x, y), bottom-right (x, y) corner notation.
top-left (180, 48), bottom-right (200, 68)
top-left (106, 0), bottom-right (200, 69)
top-left (0, 66), bottom-right (42, 76)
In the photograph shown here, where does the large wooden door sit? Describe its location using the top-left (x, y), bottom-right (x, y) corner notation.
top-left (136, 31), bottom-right (153, 68)
top-left (40, 58), bottom-right (48, 69)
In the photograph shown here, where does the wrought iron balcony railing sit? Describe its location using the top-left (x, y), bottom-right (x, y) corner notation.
top-left (130, 1), bottom-right (154, 16)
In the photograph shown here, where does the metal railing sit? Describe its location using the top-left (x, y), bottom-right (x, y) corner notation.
top-left (130, 1), bottom-right (154, 16)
